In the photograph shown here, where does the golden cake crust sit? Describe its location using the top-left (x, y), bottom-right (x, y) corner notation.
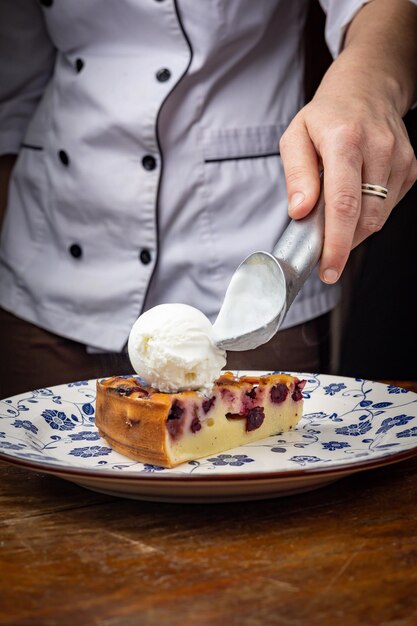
top-left (95, 372), bottom-right (305, 467)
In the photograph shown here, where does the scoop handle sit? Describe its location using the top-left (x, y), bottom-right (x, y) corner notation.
top-left (272, 182), bottom-right (325, 306)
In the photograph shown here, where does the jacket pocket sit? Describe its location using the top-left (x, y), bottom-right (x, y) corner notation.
top-left (200, 124), bottom-right (290, 278)
top-left (201, 124), bottom-right (286, 162)
top-left (0, 133), bottom-right (49, 274)
top-left (20, 143), bottom-right (44, 151)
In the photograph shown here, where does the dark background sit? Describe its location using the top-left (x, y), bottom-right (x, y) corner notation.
top-left (339, 108), bottom-right (417, 380)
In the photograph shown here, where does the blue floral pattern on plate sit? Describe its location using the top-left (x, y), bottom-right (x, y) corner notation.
top-left (0, 373), bottom-right (416, 496)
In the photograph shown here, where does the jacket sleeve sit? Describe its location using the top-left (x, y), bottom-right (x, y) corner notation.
top-left (0, 0), bottom-right (56, 155)
top-left (318, 0), bottom-right (373, 57)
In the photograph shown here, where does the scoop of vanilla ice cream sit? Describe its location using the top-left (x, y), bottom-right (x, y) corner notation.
top-left (128, 303), bottom-right (226, 393)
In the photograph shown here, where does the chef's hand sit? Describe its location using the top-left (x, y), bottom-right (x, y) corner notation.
top-left (279, 0), bottom-right (417, 284)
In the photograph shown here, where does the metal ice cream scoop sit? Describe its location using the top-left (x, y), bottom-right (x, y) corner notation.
top-left (212, 182), bottom-right (325, 351)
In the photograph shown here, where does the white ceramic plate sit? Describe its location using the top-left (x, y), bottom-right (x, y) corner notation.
top-left (1, 372), bottom-right (416, 502)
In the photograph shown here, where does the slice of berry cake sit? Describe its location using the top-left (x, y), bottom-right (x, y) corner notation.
top-left (95, 372), bottom-right (305, 468)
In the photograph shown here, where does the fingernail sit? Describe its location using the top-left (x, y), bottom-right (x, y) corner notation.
top-left (289, 192), bottom-right (305, 213)
top-left (323, 268), bottom-right (339, 284)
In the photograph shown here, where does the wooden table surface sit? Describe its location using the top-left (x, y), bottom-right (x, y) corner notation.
top-left (1, 381), bottom-right (417, 626)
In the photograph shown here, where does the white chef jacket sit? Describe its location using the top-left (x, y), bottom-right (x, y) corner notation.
top-left (0, 0), bottom-right (373, 352)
